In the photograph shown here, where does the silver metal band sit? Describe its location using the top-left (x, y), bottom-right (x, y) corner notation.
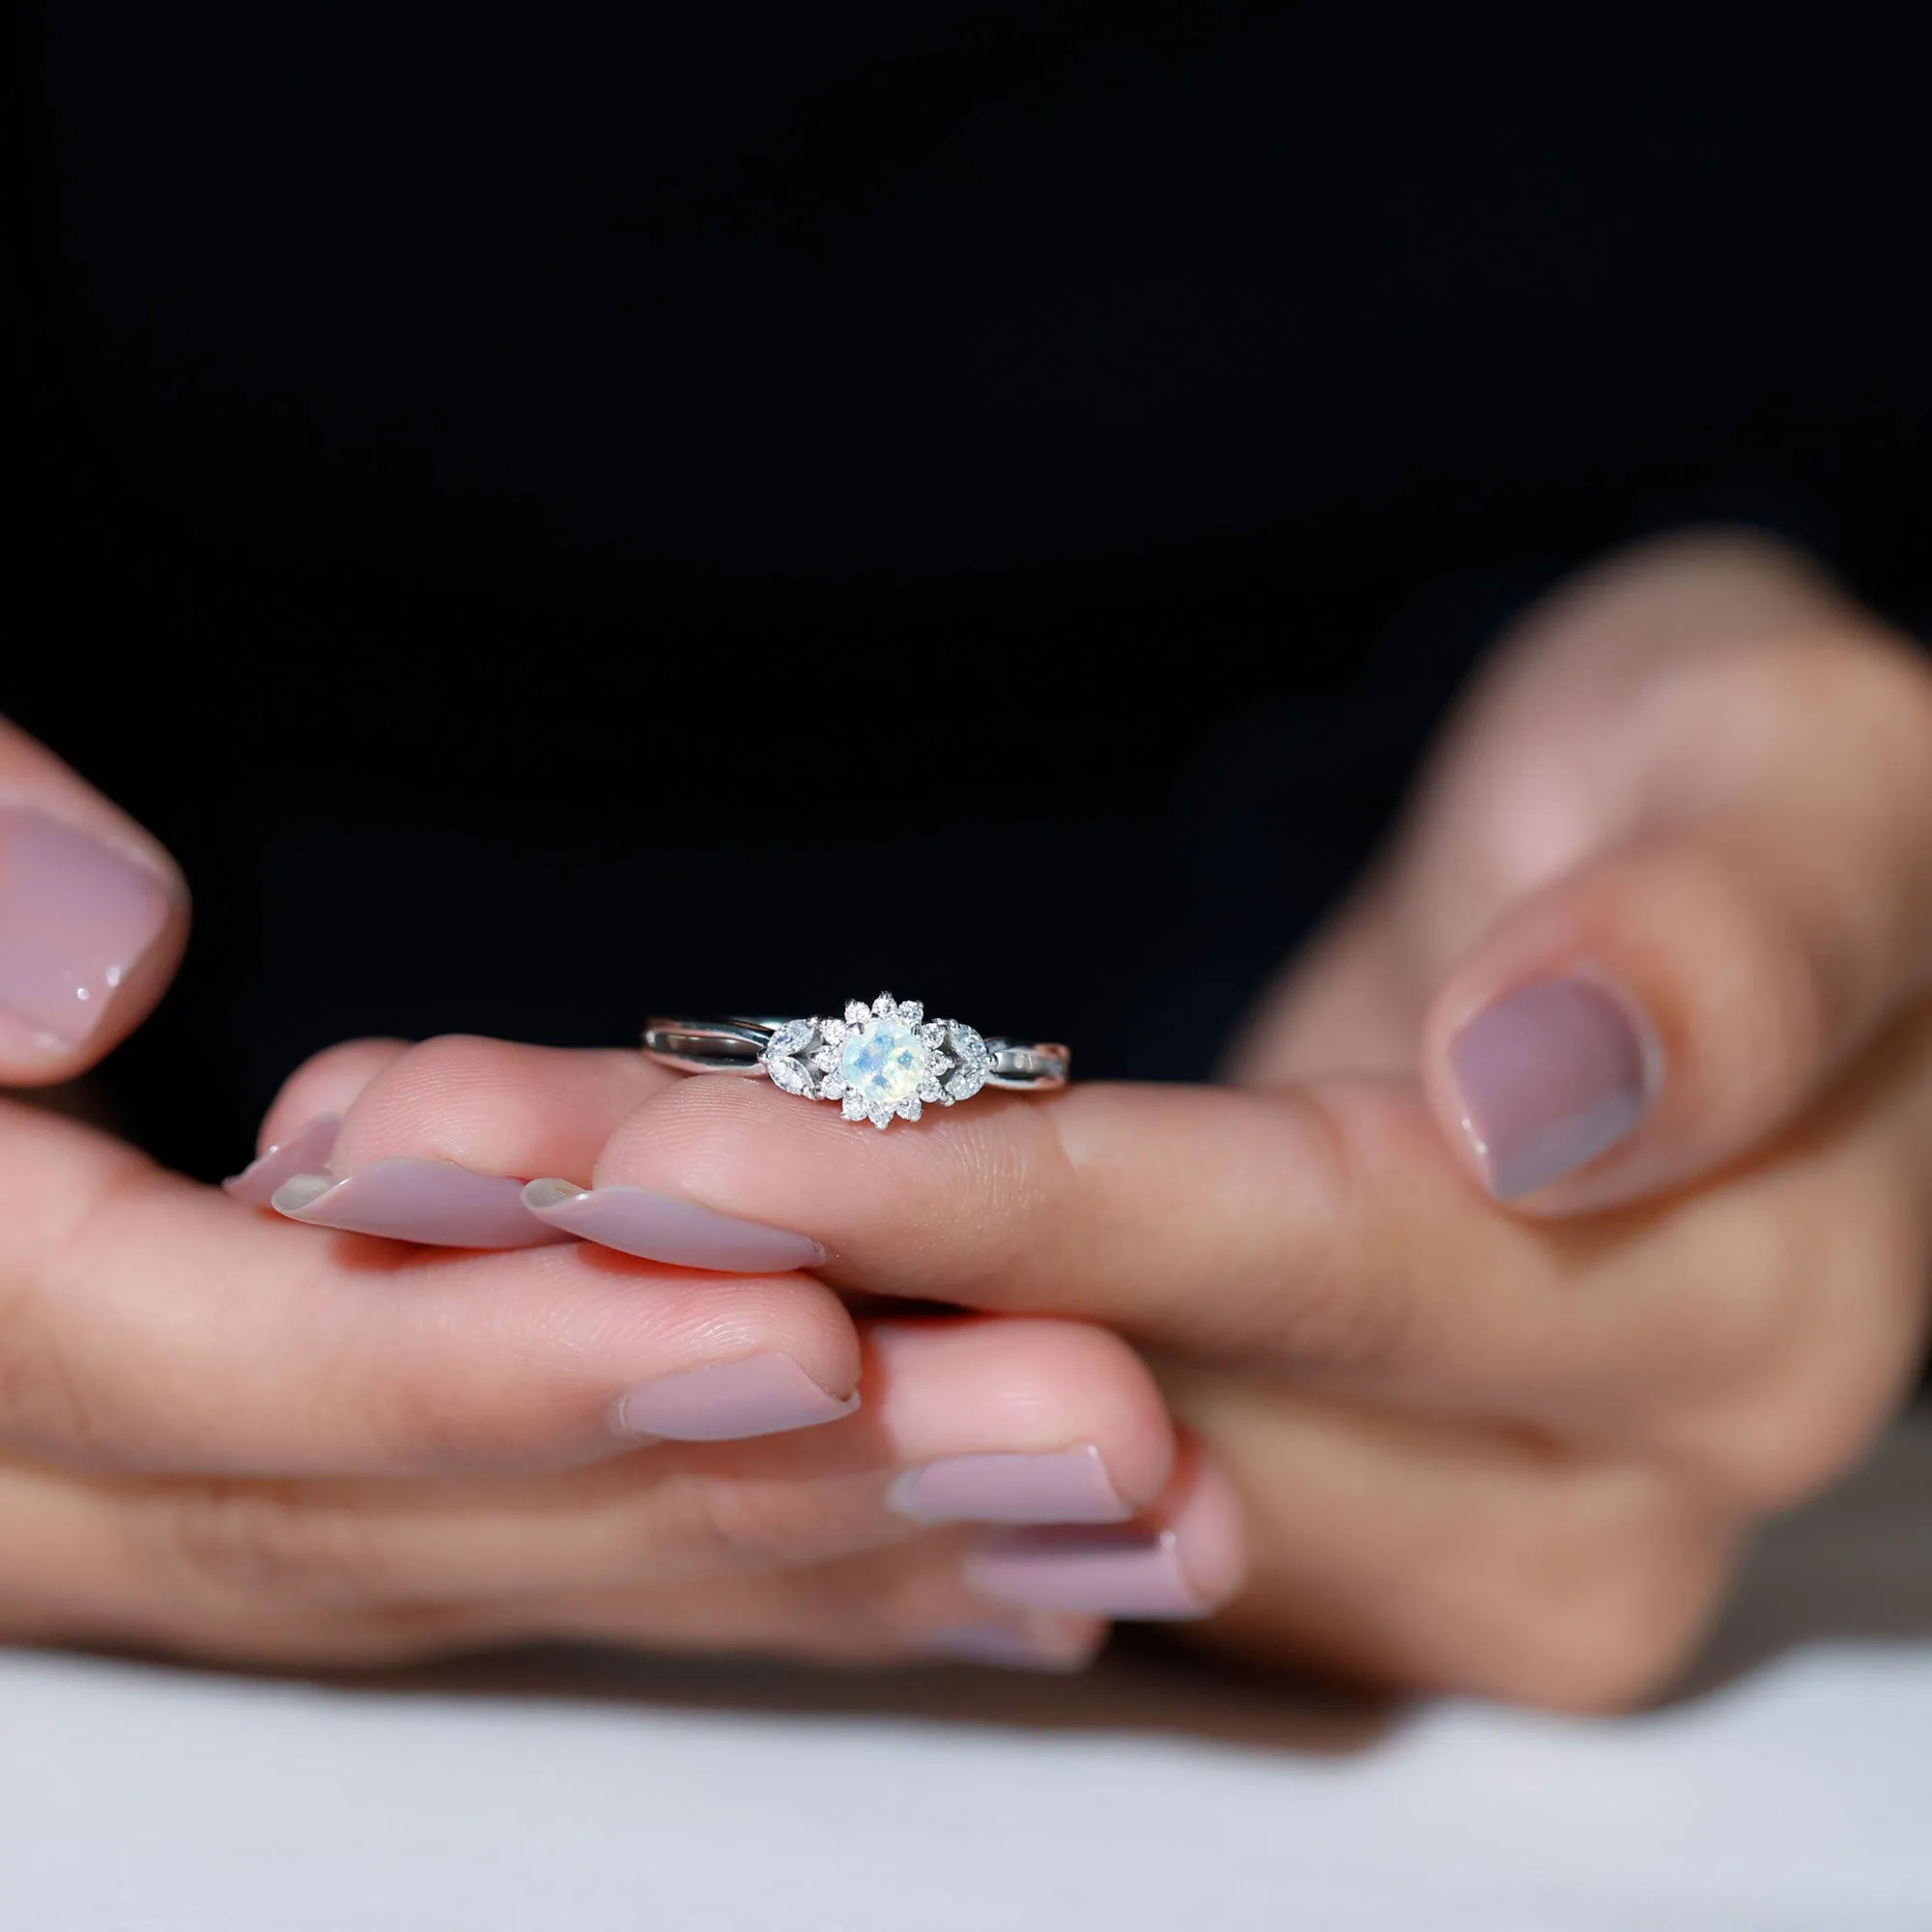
top-left (642, 1017), bottom-right (1071, 1090)
top-left (642, 994), bottom-right (1068, 1129)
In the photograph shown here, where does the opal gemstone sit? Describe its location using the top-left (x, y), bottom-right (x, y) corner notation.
top-left (840, 1016), bottom-right (928, 1109)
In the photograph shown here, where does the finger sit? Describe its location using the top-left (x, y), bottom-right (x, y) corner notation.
top-left (0, 1101), bottom-right (864, 1474)
top-left (255, 1037), bottom-right (413, 1151)
top-left (220, 1037), bottom-right (410, 1206)
top-left (264, 1035), bottom-right (702, 1251)
top-left (518, 1439), bottom-right (1241, 1662)
top-left (960, 1433), bottom-right (1247, 1622)
top-left (0, 717), bottom-right (188, 1082)
top-left (1160, 1369), bottom-right (1738, 1711)
top-left (19, 1317), bottom-right (1177, 1613)
top-left (1, 1456), bottom-right (1107, 1671)
top-left (564, 1047), bottom-right (1930, 1443)
top-left (1414, 536), bottom-right (1932, 1211)
top-left (575, 1066), bottom-right (1518, 1384)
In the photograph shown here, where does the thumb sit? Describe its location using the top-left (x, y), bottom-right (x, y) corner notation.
top-left (1415, 534), bottom-right (1932, 1212)
top-left (0, 717), bottom-right (188, 1083)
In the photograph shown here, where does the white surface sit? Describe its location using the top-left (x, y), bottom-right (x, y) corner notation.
top-left (5, 1423), bottom-right (1931, 1931)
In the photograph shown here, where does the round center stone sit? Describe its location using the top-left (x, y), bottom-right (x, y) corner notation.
top-left (840, 1017), bottom-right (928, 1107)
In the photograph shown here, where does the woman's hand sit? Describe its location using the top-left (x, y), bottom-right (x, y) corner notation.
top-left (369, 532), bottom-right (1929, 1709)
top-left (0, 723), bottom-right (1204, 1669)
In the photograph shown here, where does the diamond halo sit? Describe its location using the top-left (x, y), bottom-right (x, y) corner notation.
top-left (761, 993), bottom-right (994, 1129)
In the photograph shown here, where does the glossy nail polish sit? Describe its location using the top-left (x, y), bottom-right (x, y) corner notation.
top-left (613, 1352), bottom-right (859, 1441)
top-left (0, 809), bottom-right (174, 1049)
top-left (523, 1179), bottom-right (825, 1272)
top-left (272, 1159), bottom-right (573, 1248)
top-left (222, 1117), bottom-right (342, 1208)
top-left (889, 1444), bottom-right (1131, 1525)
top-left (1449, 975), bottom-right (1657, 1199)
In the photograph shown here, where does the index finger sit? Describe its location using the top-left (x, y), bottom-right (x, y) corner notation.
top-left (560, 1070), bottom-right (1578, 1404)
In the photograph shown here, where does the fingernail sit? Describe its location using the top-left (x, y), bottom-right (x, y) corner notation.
top-left (889, 1444), bottom-right (1131, 1525)
top-left (272, 1159), bottom-right (574, 1248)
top-left (222, 1116), bottom-right (342, 1208)
top-left (614, 1352), bottom-right (860, 1441)
top-left (965, 1525), bottom-right (1212, 1619)
top-left (523, 1179), bottom-right (825, 1273)
top-left (0, 809), bottom-right (174, 1049)
top-left (1448, 975), bottom-right (1657, 1200)
top-left (916, 1616), bottom-right (1104, 1672)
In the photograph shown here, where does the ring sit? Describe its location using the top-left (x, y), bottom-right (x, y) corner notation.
top-left (642, 993), bottom-right (1070, 1129)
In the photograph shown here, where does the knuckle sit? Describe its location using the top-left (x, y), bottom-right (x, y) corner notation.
top-left (1647, 844), bottom-right (1840, 1108)
top-left (1815, 625), bottom-right (1932, 746)
top-left (1483, 1499), bottom-right (1733, 1715)
top-left (1694, 635), bottom-right (1932, 1031)
top-left (1668, 1166), bottom-right (1925, 1511)
top-left (1694, 1394), bottom-right (1885, 1516)
top-left (140, 1480), bottom-right (399, 1606)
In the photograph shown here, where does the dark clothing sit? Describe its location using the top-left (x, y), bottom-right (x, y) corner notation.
top-left (11, 1), bottom-right (1931, 1176)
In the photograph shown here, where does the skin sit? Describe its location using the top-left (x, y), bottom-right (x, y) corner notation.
top-left (4, 533), bottom-right (1930, 1706)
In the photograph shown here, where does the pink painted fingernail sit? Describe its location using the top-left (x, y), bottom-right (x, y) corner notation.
top-left (272, 1160), bottom-right (573, 1248)
top-left (222, 1116), bottom-right (342, 1208)
top-left (964, 1459), bottom-right (1246, 1620)
top-left (0, 809), bottom-right (175, 1049)
top-left (523, 1179), bottom-right (825, 1272)
top-left (917, 1616), bottom-right (1105, 1672)
top-left (613, 1352), bottom-right (859, 1441)
top-left (965, 1526), bottom-right (1208, 1618)
top-left (889, 1444), bottom-right (1131, 1525)
top-left (1449, 975), bottom-right (1658, 1200)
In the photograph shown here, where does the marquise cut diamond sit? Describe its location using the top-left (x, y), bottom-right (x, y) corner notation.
top-left (943, 1021), bottom-right (991, 1103)
top-left (768, 1053), bottom-right (813, 1095)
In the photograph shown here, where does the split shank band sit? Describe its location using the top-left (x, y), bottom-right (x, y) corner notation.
top-left (642, 1018), bottom-right (1070, 1089)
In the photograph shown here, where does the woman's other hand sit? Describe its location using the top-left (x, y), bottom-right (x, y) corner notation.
top-left (523, 534), bottom-right (1932, 1708)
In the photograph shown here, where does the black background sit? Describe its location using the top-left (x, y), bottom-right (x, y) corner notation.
top-left (9, 0), bottom-right (1931, 1179)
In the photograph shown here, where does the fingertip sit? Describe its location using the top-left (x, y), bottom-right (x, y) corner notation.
top-left (961, 1438), bottom-right (1247, 1622)
top-left (323, 1037), bottom-right (671, 1187)
top-left (0, 807), bottom-right (186, 1083)
top-left (222, 1116), bottom-right (342, 1208)
top-left (254, 1037), bottom-right (411, 1155)
top-left (270, 1174), bottom-right (335, 1214)
top-left (1169, 1439), bottom-right (1249, 1610)
top-left (868, 1316), bottom-right (1178, 1526)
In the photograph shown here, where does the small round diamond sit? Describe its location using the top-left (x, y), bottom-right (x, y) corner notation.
top-left (839, 1015), bottom-right (930, 1110)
